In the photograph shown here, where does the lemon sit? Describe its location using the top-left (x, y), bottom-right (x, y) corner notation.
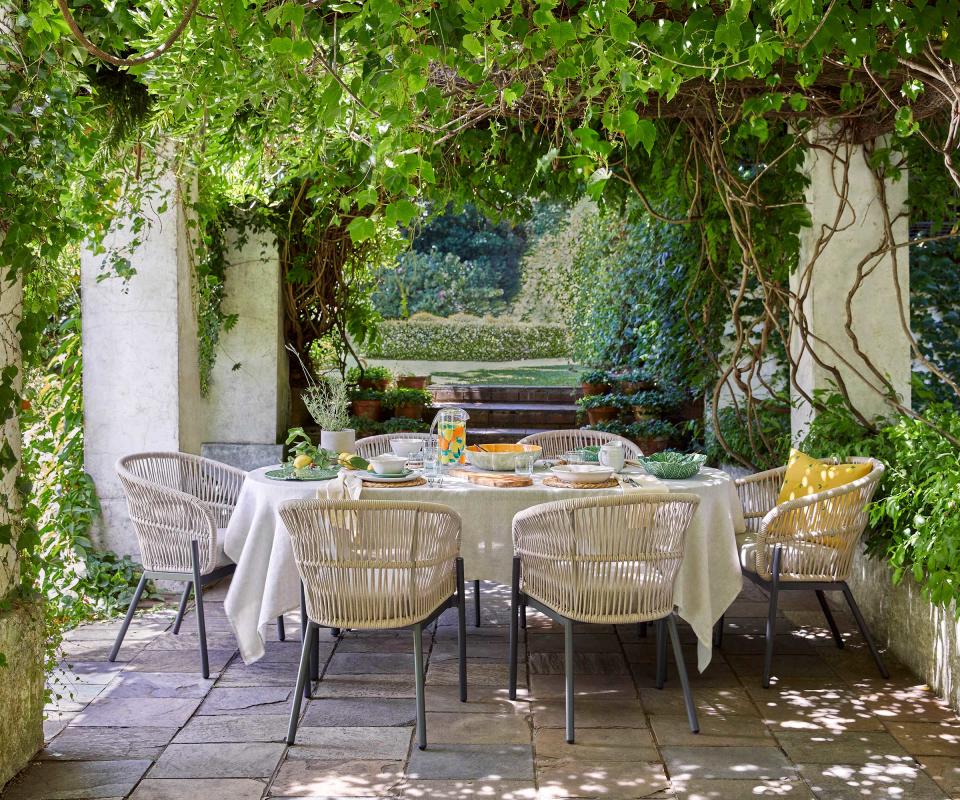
top-left (293, 454), bottom-right (313, 469)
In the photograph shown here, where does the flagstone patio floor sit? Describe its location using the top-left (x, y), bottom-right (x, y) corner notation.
top-left (5, 578), bottom-right (959, 800)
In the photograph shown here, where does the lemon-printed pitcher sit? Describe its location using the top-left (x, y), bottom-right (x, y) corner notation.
top-left (430, 407), bottom-right (469, 466)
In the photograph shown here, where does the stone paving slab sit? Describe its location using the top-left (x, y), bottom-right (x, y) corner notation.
top-left (39, 726), bottom-right (178, 760)
top-left (289, 726), bottom-right (413, 760)
top-left (649, 713), bottom-right (775, 747)
top-left (670, 778), bottom-right (815, 799)
top-left (129, 778), bottom-right (268, 800)
top-left (406, 744), bottom-right (535, 780)
top-left (197, 686), bottom-right (294, 715)
top-left (269, 758), bottom-right (405, 796)
top-left (796, 762), bottom-right (948, 799)
top-left (125, 648), bottom-right (236, 674)
top-left (395, 778), bottom-right (538, 799)
top-left (535, 728), bottom-right (660, 762)
top-left (102, 671), bottom-right (215, 699)
top-left (172, 713), bottom-right (290, 743)
top-left (301, 697), bottom-right (418, 727)
top-left (426, 711), bottom-right (532, 744)
top-left (773, 730), bottom-right (912, 764)
top-left (72, 696), bottom-right (202, 727)
top-left (536, 759), bottom-right (670, 799)
top-left (3, 759), bottom-right (152, 799)
top-left (661, 745), bottom-right (798, 781)
top-left (150, 742), bottom-right (286, 778)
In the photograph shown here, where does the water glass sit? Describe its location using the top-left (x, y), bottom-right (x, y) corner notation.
top-left (422, 446), bottom-right (444, 488)
top-left (514, 452), bottom-right (537, 476)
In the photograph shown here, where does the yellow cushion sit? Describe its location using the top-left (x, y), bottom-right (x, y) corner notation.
top-left (777, 449), bottom-right (872, 505)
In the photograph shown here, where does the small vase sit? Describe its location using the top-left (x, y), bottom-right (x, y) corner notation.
top-left (320, 429), bottom-right (355, 454)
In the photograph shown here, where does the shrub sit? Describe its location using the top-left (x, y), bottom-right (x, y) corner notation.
top-left (382, 387), bottom-right (432, 409)
top-left (346, 365), bottom-right (392, 385)
top-left (577, 393), bottom-right (626, 410)
top-left (383, 416), bottom-right (429, 433)
top-left (364, 314), bottom-right (569, 361)
top-left (628, 419), bottom-right (678, 438)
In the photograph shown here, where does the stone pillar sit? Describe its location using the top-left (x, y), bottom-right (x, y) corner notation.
top-left (791, 132), bottom-right (911, 439)
top-left (81, 168), bottom-right (203, 558)
top-left (200, 228), bottom-right (288, 467)
top-left (0, 265), bottom-right (22, 599)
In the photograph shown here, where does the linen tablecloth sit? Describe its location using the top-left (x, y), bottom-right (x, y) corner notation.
top-left (223, 466), bottom-right (744, 670)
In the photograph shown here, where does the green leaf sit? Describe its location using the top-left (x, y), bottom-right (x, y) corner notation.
top-left (270, 37), bottom-right (294, 54)
top-left (347, 216), bottom-right (377, 243)
top-left (608, 11), bottom-right (635, 43)
top-left (635, 119), bottom-right (656, 155)
top-left (386, 199), bottom-right (419, 225)
top-left (462, 34), bottom-right (483, 57)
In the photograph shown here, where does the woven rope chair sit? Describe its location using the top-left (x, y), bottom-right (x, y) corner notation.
top-left (517, 429), bottom-right (643, 460)
top-left (354, 432), bottom-right (434, 459)
top-left (509, 493), bottom-right (701, 742)
top-left (111, 452), bottom-right (246, 677)
top-left (278, 498), bottom-right (467, 749)
top-left (730, 457), bottom-right (888, 687)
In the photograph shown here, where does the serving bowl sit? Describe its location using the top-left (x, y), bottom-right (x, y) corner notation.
top-left (390, 438), bottom-right (425, 457)
top-left (637, 452), bottom-right (707, 480)
top-left (465, 443), bottom-right (542, 471)
top-left (550, 464), bottom-right (615, 484)
top-left (367, 454), bottom-right (409, 475)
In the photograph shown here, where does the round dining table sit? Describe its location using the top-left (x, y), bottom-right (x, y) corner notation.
top-left (223, 465), bottom-right (745, 672)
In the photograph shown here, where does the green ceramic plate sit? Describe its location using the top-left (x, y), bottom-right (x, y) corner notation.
top-left (637, 452), bottom-right (707, 480)
top-left (265, 465), bottom-right (339, 481)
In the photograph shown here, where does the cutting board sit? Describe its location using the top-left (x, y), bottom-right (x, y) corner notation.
top-left (448, 467), bottom-right (533, 488)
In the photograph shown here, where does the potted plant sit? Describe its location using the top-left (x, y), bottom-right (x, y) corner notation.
top-left (616, 365), bottom-right (654, 394)
top-left (383, 416), bottom-right (430, 434)
top-left (347, 364), bottom-right (393, 391)
top-left (577, 393), bottom-right (621, 425)
top-left (284, 427), bottom-right (339, 470)
top-left (349, 415), bottom-right (383, 438)
top-left (583, 419), bottom-right (629, 436)
top-left (630, 389), bottom-right (665, 422)
top-left (580, 369), bottom-right (611, 397)
top-left (384, 387), bottom-right (432, 420)
top-left (350, 388), bottom-right (384, 421)
top-left (628, 419), bottom-right (678, 455)
top-left (291, 348), bottom-right (356, 453)
top-left (397, 372), bottom-right (431, 390)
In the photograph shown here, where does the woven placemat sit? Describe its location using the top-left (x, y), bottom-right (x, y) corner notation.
top-left (361, 475), bottom-right (428, 488)
top-left (543, 476), bottom-right (620, 490)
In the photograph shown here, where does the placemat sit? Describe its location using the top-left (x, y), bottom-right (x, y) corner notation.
top-left (361, 475), bottom-right (428, 488)
top-left (542, 476), bottom-right (620, 490)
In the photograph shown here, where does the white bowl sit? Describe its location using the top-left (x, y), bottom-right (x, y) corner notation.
top-left (390, 439), bottom-right (425, 458)
top-left (368, 454), bottom-right (408, 475)
top-left (550, 464), bottom-right (615, 484)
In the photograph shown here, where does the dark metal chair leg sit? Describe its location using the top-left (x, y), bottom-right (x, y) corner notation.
top-left (300, 582), bottom-right (312, 698)
top-left (474, 579), bottom-right (481, 627)
top-left (310, 627), bottom-right (320, 682)
top-left (109, 573), bottom-right (148, 662)
top-left (172, 583), bottom-right (191, 635)
top-left (668, 614), bottom-right (699, 733)
top-left (815, 590), bottom-right (844, 649)
top-left (638, 622), bottom-right (648, 638)
top-left (508, 557), bottom-right (520, 701)
top-left (413, 622), bottom-right (427, 750)
top-left (564, 618), bottom-right (575, 744)
top-left (714, 614), bottom-right (725, 648)
top-left (520, 600), bottom-right (527, 629)
top-left (191, 541), bottom-right (210, 679)
top-left (655, 618), bottom-right (667, 689)
top-left (841, 583), bottom-right (889, 678)
top-left (277, 615), bottom-right (286, 642)
top-left (286, 621), bottom-right (315, 744)
top-left (762, 546), bottom-right (782, 689)
top-left (456, 558), bottom-right (467, 702)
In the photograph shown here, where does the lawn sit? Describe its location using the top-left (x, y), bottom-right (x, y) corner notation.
top-left (428, 364), bottom-right (582, 386)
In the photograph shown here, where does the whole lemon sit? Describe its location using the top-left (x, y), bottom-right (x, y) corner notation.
top-left (293, 454), bottom-right (313, 469)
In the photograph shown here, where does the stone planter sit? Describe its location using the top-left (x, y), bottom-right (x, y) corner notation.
top-left (397, 376), bottom-right (430, 389)
top-left (581, 382), bottom-right (610, 397)
top-left (393, 403), bottom-right (425, 420)
top-left (319, 429), bottom-right (356, 454)
top-left (585, 406), bottom-right (619, 425)
top-left (351, 399), bottom-right (382, 421)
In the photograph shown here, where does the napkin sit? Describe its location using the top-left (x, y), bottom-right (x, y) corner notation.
top-left (318, 468), bottom-right (363, 500)
top-left (618, 473), bottom-right (670, 493)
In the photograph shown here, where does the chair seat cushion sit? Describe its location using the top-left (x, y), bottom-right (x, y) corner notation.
top-left (737, 531), bottom-right (843, 580)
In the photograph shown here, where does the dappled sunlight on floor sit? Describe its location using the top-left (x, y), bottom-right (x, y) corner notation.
top-left (4, 577), bottom-right (957, 799)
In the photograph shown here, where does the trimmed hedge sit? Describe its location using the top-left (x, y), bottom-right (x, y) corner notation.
top-left (365, 315), bottom-right (570, 361)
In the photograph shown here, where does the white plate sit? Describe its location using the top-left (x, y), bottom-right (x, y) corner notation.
top-left (357, 469), bottom-right (416, 483)
top-left (550, 465), bottom-right (615, 484)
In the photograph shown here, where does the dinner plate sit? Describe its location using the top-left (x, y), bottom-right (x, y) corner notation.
top-left (356, 469), bottom-right (416, 483)
top-left (550, 464), bottom-right (615, 484)
top-left (265, 466), bottom-right (339, 481)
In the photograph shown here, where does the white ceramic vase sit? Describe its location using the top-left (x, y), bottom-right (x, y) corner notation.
top-left (320, 428), bottom-right (356, 454)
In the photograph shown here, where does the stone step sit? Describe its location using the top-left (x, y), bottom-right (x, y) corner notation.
top-left (429, 384), bottom-right (582, 404)
top-left (431, 401), bottom-right (579, 429)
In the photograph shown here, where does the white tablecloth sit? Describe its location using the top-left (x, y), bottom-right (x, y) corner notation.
top-left (223, 466), bottom-right (744, 671)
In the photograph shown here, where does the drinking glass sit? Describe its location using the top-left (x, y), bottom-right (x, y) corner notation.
top-left (514, 451), bottom-right (537, 476)
top-left (422, 446), bottom-right (444, 487)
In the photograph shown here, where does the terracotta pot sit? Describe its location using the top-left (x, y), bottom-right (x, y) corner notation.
top-left (632, 406), bottom-right (656, 422)
top-left (581, 382), bottom-right (610, 396)
top-left (585, 406), bottom-right (619, 425)
top-left (397, 375), bottom-right (430, 389)
top-left (351, 399), bottom-right (382, 421)
top-left (622, 380), bottom-right (654, 394)
top-left (394, 403), bottom-right (424, 420)
top-left (358, 377), bottom-right (390, 392)
top-left (675, 397), bottom-right (704, 422)
top-left (633, 436), bottom-right (671, 455)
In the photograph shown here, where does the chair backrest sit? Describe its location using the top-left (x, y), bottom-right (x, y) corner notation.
top-left (757, 457), bottom-right (885, 582)
top-left (116, 452), bottom-right (235, 574)
top-left (278, 499), bottom-right (461, 629)
top-left (512, 493), bottom-right (699, 624)
top-left (517, 429), bottom-right (643, 460)
top-left (354, 432), bottom-right (435, 459)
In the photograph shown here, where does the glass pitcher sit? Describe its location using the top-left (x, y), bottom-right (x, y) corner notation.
top-left (429, 407), bottom-right (469, 467)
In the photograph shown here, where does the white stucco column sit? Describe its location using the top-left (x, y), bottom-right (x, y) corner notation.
top-left (790, 131), bottom-right (911, 439)
top-left (0, 265), bottom-right (22, 598)
top-left (81, 168), bottom-right (203, 558)
top-left (201, 228), bottom-right (288, 445)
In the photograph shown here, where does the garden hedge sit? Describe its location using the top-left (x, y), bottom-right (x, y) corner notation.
top-left (364, 315), bottom-right (570, 361)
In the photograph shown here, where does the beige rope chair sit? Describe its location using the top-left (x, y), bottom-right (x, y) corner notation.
top-left (509, 493), bottom-right (701, 742)
top-left (112, 452), bottom-right (246, 677)
top-left (354, 432), bottom-right (434, 459)
top-left (517, 429), bottom-right (643, 460)
top-left (730, 457), bottom-right (888, 687)
top-left (278, 498), bottom-right (467, 750)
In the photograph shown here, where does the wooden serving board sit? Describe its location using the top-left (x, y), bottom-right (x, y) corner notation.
top-left (448, 467), bottom-right (533, 488)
